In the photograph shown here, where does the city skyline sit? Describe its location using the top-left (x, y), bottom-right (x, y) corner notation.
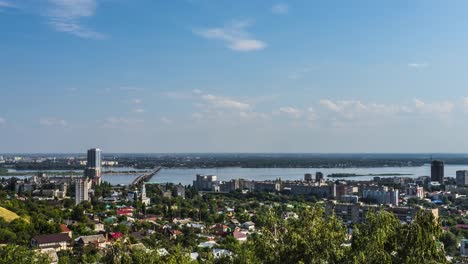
top-left (3, 1), bottom-right (468, 152)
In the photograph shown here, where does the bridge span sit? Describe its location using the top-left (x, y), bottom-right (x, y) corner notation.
top-left (131, 166), bottom-right (162, 186)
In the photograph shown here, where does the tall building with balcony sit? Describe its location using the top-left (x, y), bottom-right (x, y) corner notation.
top-left (430, 160), bottom-right (444, 184)
top-left (84, 148), bottom-right (102, 185)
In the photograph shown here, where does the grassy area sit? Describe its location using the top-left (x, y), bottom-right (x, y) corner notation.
top-left (0, 206), bottom-right (20, 222)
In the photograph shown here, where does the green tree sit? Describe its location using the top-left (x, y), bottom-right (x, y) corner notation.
top-left (0, 245), bottom-right (49, 264)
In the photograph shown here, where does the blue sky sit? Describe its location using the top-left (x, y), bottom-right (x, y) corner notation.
top-left (2, 0), bottom-right (468, 153)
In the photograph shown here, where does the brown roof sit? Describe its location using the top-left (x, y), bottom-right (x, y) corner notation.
top-left (60, 224), bottom-right (71, 233)
top-left (32, 233), bottom-right (71, 244)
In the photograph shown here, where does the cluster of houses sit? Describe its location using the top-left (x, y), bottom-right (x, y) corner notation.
top-left (28, 202), bottom-right (262, 263)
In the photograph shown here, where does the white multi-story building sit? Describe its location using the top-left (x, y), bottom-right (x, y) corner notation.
top-left (406, 184), bottom-right (424, 199)
top-left (75, 178), bottom-right (91, 205)
top-left (362, 187), bottom-right (399, 206)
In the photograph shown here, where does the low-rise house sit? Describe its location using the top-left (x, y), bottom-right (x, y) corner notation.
top-left (30, 233), bottom-right (72, 251)
top-left (117, 206), bottom-right (134, 216)
top-left (189, 222), bottom-right (205, 230)
top-left (110, 232), bottom-right (124, 241)
top-left (212, 223), bottom-right (230, 236)
top-left (241, 221), bottom-right (255, 231)
top-left (94, 222), bottom-right (105, 232)
top-left (173, 217), bottom-right (192, 225)
top-left (60, 224), bottom-right (72, 238)
top-left (233, 230), bottom-right (247, 242)
top-left (213, 248), bottom-right (232, 259)
top-left (167, 229), bottom-right (182, 240)
top-left (198, 241), bottom-right (217, 248)
top-left (75, 234), bottom-right (106, 249)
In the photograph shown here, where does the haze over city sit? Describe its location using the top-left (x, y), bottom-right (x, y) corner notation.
top-left (2, 1), bottom-right (468, 153)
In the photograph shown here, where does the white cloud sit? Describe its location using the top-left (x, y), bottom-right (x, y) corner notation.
top-left (408, 63), bottom-right (428, 69)
top-left (319, 99), bottom-right (341, 112)
top-left (103, 117), bottom-right (144, 128)
top-left (271, 3), bottom-right (289, 14)
top-left (191, 112), bottom-right (204, 120)
top-left (0, 117), bottom-right (5, 125)
top-left (120, 86), bottom-right (143, 91)
top-left (161, 116), bottom-right (172, 124)
top-left (39, 117), bottom-right (67, 127)
top-left (193, 20), bottom-right (267, 52)
top-left (132, 98), bottom-right (142, 104)
top-left (288, 66), bottom-right (314, 80)
top-left (192, 89), bottom-right (203, 94)
top-left (413, 98), bottom-right (454, 114)
top-left (279, 106), bottom-right (302, 118)
top-left (46, 0), bottom-right (104, 39)
top-left (133, 108), bottom-right (145, 113)
top-left (0, 1), bottom-right (14, 8)
top-left (462, 97), bottom-right (468, 113)
top-left (202, 94), bottom-right (251, 111)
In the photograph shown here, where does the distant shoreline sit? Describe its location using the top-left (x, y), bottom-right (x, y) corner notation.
top-left (328, 173), bottom-right (414, 178)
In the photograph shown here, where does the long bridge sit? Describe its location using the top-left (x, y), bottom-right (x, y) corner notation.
top-left (131, 166), bottom-right (162, 186)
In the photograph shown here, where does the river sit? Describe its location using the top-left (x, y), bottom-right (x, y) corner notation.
top-left (2, 164), bottom-right (468, 186)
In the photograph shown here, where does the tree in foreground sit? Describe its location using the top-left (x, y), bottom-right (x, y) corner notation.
top-left (0, 245), bottom-right (49, 264)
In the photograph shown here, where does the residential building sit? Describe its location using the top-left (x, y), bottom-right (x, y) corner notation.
top-left (362, 186), bottom-right (399, 206)
top-left (386, 207), bottom-right (439, 223)
top-left (84, 148), bottom-right (102, 185)
top-left (75, 178), bottom-right (90, 205)
top-left (316, 172), bottom-right (324, 182)
top-left (193, 174), bottom-right (217, 191)
top-left (456, 170), bottom-right (468, 186)
top-left (431, 160), bottom-right (444, 184)
top-left (406, 184), bottom-right (424, 199)
top-left (174, 183), bottom-right (185, 198)
top-left (325, 201), bottom-right (377, 224)
top-left (75, 234), bottom-right (107, 249)
top-left (30, 233), bottom-right (72, 251)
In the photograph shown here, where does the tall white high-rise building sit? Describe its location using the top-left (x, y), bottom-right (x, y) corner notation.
top-left (75, 178), bottom-right (90, 205)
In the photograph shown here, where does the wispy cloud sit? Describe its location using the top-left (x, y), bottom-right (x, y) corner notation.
top-left (202, 94), bottom-right (251, 111)
top-left (271, 3), bottom-right (289, 14)
top-left (408, 63), bottom-right (428, 69)
top-left (161, 116), bottom-right (172, 124)
top-left (462, 97), bottom-right (468, 113)
top-left (103, 117), bottom-right (144, 128)
top-left (0, 0), bottom-right (14, 8)
top-left (0, 117), bottom-right (6, 125)
top-left (46, 0), bottom-right (105, 39)
top-left (133, 108), bottom-right (145, 113)
top-left (39, 117), bottom-right (67, 127)
top-left (132, 98), bottom-right (142, 104)
top-left (413, 98), bottom-right (453, 114)
top-left (193, 20), bottom-right (267, 52)
top-left (120, 86), bottom-right (144, 91)
top-left (279, 106), bottom-right (302, 118)
top-left (288, 66), bottom-right (314, 80)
